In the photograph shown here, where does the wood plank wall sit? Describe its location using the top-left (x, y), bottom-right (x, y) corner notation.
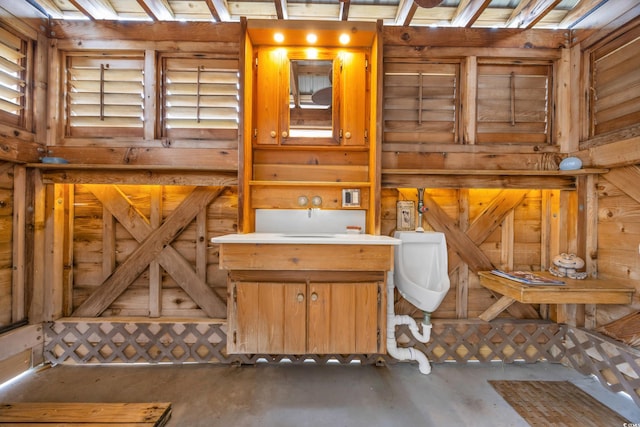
top-left (0, 163), bottom-right (13, 327)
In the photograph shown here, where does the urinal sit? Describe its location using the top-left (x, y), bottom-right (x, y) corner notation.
top-left (393, 231), bottom-right (450, 313)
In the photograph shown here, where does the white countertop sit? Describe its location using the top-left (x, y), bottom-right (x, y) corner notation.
top-left (211, 232), bottom-right (401, 245)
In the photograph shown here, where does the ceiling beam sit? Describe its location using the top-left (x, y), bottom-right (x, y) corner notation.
top-left (68, 0), bottom-right (119, 20)
top-left (204, 0), bottom-right (231, 22)
top-left (395, 0), bottom-right (418, 26)
top-left (557, 0), bottom-right (606, 29)
top-left (506, 0), bottom-right (562, 29)
top-left (274, 0), bottom-right (288, 19)
top-left (136, 0), bottom-right (174, 21)
top-left (23, 0), bottom-right (65, 19)
top-left (450, 0), bottom-right (491, 27)
top-left (339, 0), bottom-right (350, 21)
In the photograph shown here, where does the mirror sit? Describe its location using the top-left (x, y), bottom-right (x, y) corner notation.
top-left (289, 59), bottom-right (333, 138)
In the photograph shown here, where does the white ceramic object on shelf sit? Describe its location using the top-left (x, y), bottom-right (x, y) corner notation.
top-left (559, 157), bottom-right (582, 171)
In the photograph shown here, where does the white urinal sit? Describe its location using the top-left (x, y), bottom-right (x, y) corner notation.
top-left (393, 231), bottom-right (450, 313)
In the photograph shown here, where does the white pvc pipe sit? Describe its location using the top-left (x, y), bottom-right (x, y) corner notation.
top-left (386, 272), bottom-right (432, 375)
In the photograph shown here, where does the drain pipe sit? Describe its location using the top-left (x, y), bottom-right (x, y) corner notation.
top-left (386, 271), bottom-right (433, 374)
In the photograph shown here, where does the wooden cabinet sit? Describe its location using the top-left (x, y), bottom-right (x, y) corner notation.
top-left (253, 47), bottom-right (369, 146)
top-left (228, 280), bottom-right (382, 354)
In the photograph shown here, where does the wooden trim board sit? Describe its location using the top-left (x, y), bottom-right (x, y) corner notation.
top-left (0, 402), bottom-right (171, 426)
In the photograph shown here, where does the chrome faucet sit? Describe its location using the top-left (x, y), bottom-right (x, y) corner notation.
top-left (416, 188), bottom-right (427, 232)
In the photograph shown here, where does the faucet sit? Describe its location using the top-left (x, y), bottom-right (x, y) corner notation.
top-left (416, 188), bottom-right (427, 232)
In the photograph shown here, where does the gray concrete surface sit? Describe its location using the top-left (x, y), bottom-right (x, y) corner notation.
top-left (0, 361), bottom-right (637, 426)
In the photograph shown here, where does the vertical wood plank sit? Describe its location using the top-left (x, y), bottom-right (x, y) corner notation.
top-left (34, 32), bottom-right (49, 142)
top-left (27, 170), bottom-right (44, 324)
top-left (196, 209), bottom-right (207, 281)
top-left (500, 210), bottom-right (514, 270)
top-left (62, 185), bottom-right (74, 317)
top-left (43, 184), bottom-right (63, 321)
top-left (355, 282), bottom-right (378, 353)
top-left (235, 282), bottom-right (259, 353)
top-left (47, 39), bottom-right (61, 145)
top-left (457, 189), bottom-right (469, 319)
top-left (102, 204), bottom-right (116, 281)
top-left (307, 282), bottom-right (331, 354)
top-left (331, 283), bottom-right (356, 353)
top-left (461, 56), bottom-right (477, 144)
top-left (556, 48), bottom-right (575, 152)
top-left (11, 166), bottom-right (25, 322)
top-left (257, 283), bottom-right (284, 354)
top-left (283, 282), bottom-right (306, 354)
top-left (149, 186), bottom-right (162, 317)
top-left (144, 49), bottom-right (156, 140)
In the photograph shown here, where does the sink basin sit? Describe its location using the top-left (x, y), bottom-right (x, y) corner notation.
top-left (282, 233), bottom-right (336, 238)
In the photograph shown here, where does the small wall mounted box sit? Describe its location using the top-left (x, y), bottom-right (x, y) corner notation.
top-left (342, 189), bottom-right (360, 207)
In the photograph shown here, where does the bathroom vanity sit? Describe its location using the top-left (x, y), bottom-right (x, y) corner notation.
top-left (213, 233), bottom-right (399, 355)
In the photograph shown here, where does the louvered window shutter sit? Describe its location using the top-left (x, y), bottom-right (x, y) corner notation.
top-left (383, 63), bottom-right (459, 144)
top-left (0, 26), bottom-right (26, 127)
top-left (591, 30), bottom-right (640, 137)
top-left (161, 57), bottom-right (239, 140)
top-left (476, 63), bottom-right (552, 144)
top-left (66, 54), bottom-right (144, 137)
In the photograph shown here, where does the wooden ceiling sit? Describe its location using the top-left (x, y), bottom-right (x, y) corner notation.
top-left (23, 0), bottom-right (639, 29)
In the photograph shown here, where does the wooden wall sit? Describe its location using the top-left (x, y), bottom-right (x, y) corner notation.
top-left (0, 163), bottom-right (14, 327)
top-left (68, 184), bottom-right (237, 318)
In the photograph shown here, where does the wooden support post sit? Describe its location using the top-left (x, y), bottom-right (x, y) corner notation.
top-left (149, 186), bottom-right (163, 317)
top-left (11, 166), bottom-right (26, 323)
top-left (456, 189), bottom-right (469, 319)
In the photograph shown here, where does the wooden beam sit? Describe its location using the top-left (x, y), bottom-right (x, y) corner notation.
top-left (72, 186), bottom-right (226, 317)
top-left (395, 0), bottom-right (418, 26)
top-left (204, 0), bottom-right (231, 22)
top-left (11, 166), bottom-right (26, 323)
top-left (558, 0), bottom-right (606, 29)
top-left (38, 168), bottom-right (238, 186)
top-left (506, 0), bottom-right (562, 29)
top-left (422, 192), bottom-right (494, 273)
top-left (450, 0), bottom-right (491, 27)
top-left (584, 135), bottom-right (640, 168)
top-left (68, 0), bottom-right (118, 20)
top-left (603, 166), bottom-right (640, 204)
top-left (274, 0), bottom-right (288, 20)
top-left (339, 0), bottom-right (350, 21)
top-left (136, 0), bottom-right (175, 21)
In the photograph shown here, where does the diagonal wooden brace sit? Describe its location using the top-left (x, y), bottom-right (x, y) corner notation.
top-left (73, 186), bottom-right (226, 317)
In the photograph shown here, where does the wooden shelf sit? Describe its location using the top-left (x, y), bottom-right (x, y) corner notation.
top-left (27, 163), bottom-right (238, 186)
top-left (382, 168), bottom-right (609, 190)
top-left (249, 180), bottom-right (371, 187)
top-left (382, 168), bottom-right (609, 176)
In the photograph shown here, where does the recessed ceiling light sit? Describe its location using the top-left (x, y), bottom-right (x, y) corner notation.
top-left (306, 33), bottom-right (318, 44)
top-left (339, 33), bottom-right (350, 44)
top-left (274, 32), bottom-right (285, 43)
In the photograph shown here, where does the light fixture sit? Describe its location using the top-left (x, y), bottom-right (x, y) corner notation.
top-left (274, 32), bottom-right (285, 43)
top-left (306, 33), bottom-right (318, 44)
top-left (339, 33), bottom-right (350, 45)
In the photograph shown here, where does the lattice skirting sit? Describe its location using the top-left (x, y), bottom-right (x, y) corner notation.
top-left (563, 327), bottom-right (640, 406)
top-left (44, 318), bottom-right (565, 365)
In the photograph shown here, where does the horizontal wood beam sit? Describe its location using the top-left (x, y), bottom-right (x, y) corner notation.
top-left (37, 168), bottom-right (238, 186)
top-left (382, 174), bottom-right (577, 189)
top-left (49, 19), bottom-right (242, 42)
top-left (383, 27), bottom-right (569, 48)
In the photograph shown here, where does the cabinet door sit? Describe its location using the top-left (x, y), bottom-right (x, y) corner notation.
top-left (229, 282), bottom-right (306, 354)
top-left (338, 51), bottom-right (368, 146)
top-left (255, 48), bottom-right (288, 145)
top-left (307, 282), bottom-right (380, 354)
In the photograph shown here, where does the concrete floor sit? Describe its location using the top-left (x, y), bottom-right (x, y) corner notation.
top-left (0, 361), bottom-right (638, 426)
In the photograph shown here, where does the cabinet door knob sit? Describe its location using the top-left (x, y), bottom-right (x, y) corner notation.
top-left (344, 131), bottom-right (352, 139)
top-left (311, 292), bottom-right (318, 302)
top-left (270, 130), bottom-right (276, 138)
top-left (297, 293), bottom-right (304, 302)
top-left (281, 131), bottom-right (288, 138)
